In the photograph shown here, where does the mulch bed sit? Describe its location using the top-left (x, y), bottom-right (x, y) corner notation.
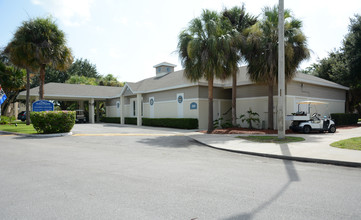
top-left (200, 123), bottom-right (361, 134)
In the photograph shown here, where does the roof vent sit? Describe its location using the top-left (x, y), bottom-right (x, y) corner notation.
top-left (153, 62), bottom-right (177, 77)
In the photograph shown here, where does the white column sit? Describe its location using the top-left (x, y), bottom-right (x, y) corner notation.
top-left (136, 93), bottom-right (142, 126)
top-left (89, 98), bottom-right (95, 124)
top-left (120, 96), bottom-right (124, 124)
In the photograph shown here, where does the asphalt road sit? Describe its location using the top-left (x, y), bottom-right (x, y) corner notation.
top-left (0, 124), bottom-right (360, 219)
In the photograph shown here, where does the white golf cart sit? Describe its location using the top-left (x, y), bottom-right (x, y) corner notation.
top-left (286, 101), bottom-right (336, 134)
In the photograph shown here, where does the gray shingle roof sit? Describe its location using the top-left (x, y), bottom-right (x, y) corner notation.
top-left (125, 66), bottom-right (348, 94)
top-left (18, 83), bottom-right (123, 100)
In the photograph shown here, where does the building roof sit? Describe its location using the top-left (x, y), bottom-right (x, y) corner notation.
top-left (153, 62), bottom-right (177, 68)
top-left (18, 83), bottom-right (123, 100)
top-left (123, 66), bottom-right (349, 95)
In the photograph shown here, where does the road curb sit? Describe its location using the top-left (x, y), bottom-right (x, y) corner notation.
top-left (0, 130), bottom-right (72, 137)
top-left (191, 138), bottom-right (361, 168)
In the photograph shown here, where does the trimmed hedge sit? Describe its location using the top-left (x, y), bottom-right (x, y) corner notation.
top-left (330, 113), bottom-right (359, 126)
top-left (125, 117), bottom-right (137, 125)
top-left (142, 118), bottom-right (198, 129)
top-left (30, 111), bottom-right (75, 134)
top-left (100, 117), bottom-right (120, 123)
top-left (100, 117), bottom-right (198, 129)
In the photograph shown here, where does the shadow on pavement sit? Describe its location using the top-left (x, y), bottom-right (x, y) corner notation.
top-left (224, 143), bottom-right (300, 220)
top-left (137, 135), bottom-right (199, 148)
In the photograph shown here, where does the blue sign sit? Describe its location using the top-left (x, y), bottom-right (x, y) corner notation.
top-left (190, 102), bottom-right (197, 110)
top-left (32, 100), bottom-right (54, 112)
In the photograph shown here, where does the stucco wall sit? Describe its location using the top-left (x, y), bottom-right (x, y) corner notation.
top-left (287, 82), bottom-right (346, 100)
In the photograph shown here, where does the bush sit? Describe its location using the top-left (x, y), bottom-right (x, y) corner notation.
top-left (100, 117), bottom-right (120, 123)
top-left (30, 111), bottom-right (75, 134)
top-left (124, 117), bottom-right (137, 125)
top-left (330, 113), bottom-right (359, 125)
top-left (101, 117), bottom-right (198, 129)
top-left (0, 116), bottom-right (16, 125)
top-left (142, 118), bottom-right (198, 129)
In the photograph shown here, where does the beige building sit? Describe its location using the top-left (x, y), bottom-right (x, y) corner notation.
top-left (18, 62), bottom-right (348, 129)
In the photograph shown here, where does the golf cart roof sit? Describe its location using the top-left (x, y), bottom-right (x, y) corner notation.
top-left (297, 101), bottom-right (328, 105)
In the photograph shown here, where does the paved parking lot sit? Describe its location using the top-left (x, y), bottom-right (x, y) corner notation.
top-left (1, 124), bottom-right (361, 219)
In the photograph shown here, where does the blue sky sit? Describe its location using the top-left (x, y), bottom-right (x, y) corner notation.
top-left (1, 0), bottom-right (360, 82)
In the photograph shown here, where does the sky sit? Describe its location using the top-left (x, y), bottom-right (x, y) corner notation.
top-left (1, 0), bottom-right (360, 82)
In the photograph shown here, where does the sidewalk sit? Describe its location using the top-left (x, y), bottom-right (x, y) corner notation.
top-left (189, 127), bottom-right (361, 167)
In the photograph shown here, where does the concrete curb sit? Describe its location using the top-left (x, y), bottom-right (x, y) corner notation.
top-left (191, 138), bottom-right (361, 168)
top-left (0, 130), bottom-right (72, 137)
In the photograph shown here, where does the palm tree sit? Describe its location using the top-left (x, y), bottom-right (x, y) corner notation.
top-left (178, 10), bottom-right (229, 133)
top-left (244, 6), bottom-right (309, 129)
top-left (6, 17), bottom-right (73, 100)
top-left (222, 6), bottom-right (257, 126)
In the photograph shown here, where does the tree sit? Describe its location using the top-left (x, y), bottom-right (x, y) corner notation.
top-left (30, 58), bottom-right (99, 88)
top-left (178, 10), bottom-right (230, 133)
top-left (306, 15), bottom-right (361, 114)
top-left (244, 6), bottom-right (309, 129)
top-left (222, 5), bottom-right (257, 126)
top-left (67, 58), bottom-right (99, 79)
top-left (344, 15), bottom-right (361, 88)
top-left (65, 75), bottom-right (98, 85)
top-left (99, 74), bottom-right (123, 87)
top-left (6, 17), bottom-right (73, 100)
top-left (0, 60), bottom-right (26, 114)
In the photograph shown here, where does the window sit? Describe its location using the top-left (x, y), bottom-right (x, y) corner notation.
top-left (166, 67), bottom-right (170, 72)
top-left (116, 101), bottom-right (120, 109)
top-left (157, 67), bottom-right (161, 73)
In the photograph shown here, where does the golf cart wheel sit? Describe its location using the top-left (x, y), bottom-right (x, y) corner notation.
top-left (328, 125), bottom-right (336, 133)
top-left (303, 126), bottom-right (311, 134)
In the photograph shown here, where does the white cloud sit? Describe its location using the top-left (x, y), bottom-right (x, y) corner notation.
top-left (31, 0), bottom-right (94, 26)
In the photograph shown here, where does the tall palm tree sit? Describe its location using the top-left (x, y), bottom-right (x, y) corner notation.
top-left (178, 10), bottom-right (229, 133)
top-left (222, 6), bottom-right (257, 126)
top-left (244, 6), bottom-right (309, 129)
top-left (6, 17), bottom-right (73, 100)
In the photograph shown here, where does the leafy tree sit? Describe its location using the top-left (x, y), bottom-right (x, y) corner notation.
top-left (67, 58), bottom-right (99, 78)
top-left (65, 75), bottom-right (98, 85)
top-left (244, 6), bottom-right (309, 129)
top-left (222, 5), bottom-right (257, 126)
top-left (178, 10), bottom-right (230, 133)
top-left (5, 17), bottom-right (73, 100)
top-left (98, 74), bottom-right (123, 87)
top-left (307, 15), bottom-right (361, 114)
top-left (343, 15), bottom-right (361, 88)
top-left (0, 62), bottom-right (26, 115)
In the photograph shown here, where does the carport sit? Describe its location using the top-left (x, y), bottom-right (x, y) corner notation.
top-left (17, 83), bottom-right (123, 123)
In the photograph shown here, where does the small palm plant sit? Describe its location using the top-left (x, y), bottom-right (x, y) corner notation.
top-left (239, 108), bottom-right (260, 129)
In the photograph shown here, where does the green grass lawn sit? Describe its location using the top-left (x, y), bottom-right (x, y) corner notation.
top-left (0, 123), bottom-right (37, 134)
top-left (237, 136), bottom-right (305, 144)
top-left (330, 137), bottom-right (361, 151)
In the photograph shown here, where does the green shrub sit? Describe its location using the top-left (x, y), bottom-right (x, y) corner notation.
top-left (30, 111), bottom-right (75, 134)
top-left (125, 117), bottom-right (137, 125)
top-left (100, 117), bottom-right (120, 123)
top-left (142, 118), bottom-right (198, 129)
top-left (0, 116), bottom-right (10, 124)
top-left (101, 117), bottom-right (198, 129)
top-left (330, 113), bottom-right (359, 125)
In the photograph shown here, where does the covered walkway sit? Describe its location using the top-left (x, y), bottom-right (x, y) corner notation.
top-left (17, 83), bottom-right (123, 123)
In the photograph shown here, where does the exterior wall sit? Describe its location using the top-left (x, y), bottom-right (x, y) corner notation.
top-left (287, 82), bottom-right (346, 100)
top-left (236, 95), bottom-right (346, 129)
top-left (199, 86), bottom-right (232, 99)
